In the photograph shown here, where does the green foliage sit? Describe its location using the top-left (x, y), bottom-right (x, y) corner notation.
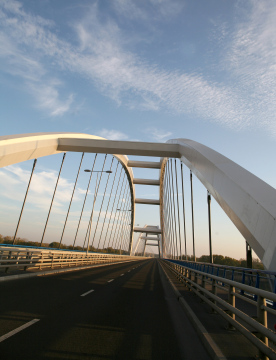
top-left (180, 254), bottom-right (264, 270)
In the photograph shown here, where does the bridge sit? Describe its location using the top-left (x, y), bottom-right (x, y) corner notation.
top-left (1, 133), bottom-right (276, 359)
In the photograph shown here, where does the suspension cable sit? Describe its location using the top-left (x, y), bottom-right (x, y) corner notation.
top-left (114, 185), bottom-right (130, 249)
top-left (180, 162), bottom-right (187, 260)
top-left (83, 154), bottom-right (107, 250)
top-left (59, 153), bottom-right (84, 248)
top-left (190, 170), bottom-right (196, 261)
top-left (73, 154), bottom-right (97, 249)
top-left (111, 179), bottom-right (128, 249)
top-left (104, 167), bottom-right (124, 249)
top-left (93, 157), bottom-right (115, 248)
top-left (13, 158), bottom-right (37, 245)
top-left (41, 153), bottom-right (66, 246)
top-left (175, 159), bottom-right (182, 259)
top-left (97, 161), bottom-right (120, 249)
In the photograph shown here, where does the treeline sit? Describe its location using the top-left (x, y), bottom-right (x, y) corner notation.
top-left (0, 235), bottom-right (128, 255)
top-left (182, 254), bottom-right (264, 270)
top-left (0, 234), bottom-right (264, 267)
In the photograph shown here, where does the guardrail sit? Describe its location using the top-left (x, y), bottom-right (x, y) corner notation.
top-left (162, 259), bottom-right (276, 360)
top-left (0, 246), bottom-right (144, 273)
top-left (171, 259), bottom-right (275, 295)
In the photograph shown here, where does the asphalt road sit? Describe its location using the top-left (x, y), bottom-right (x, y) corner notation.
top-left (0, 259), bottom-right (210, 360)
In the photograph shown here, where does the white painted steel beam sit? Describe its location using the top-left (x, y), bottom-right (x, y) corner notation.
top-left (141, 237), bottom-right (160, 241)
top-left (127, 160), bottom-right (161, 169)
top-left (134, 227), bottom-right (161, 234)
top-left (135, 198), bottom-right (160, 205)
top-left (58, 138), bottom-right (179, 158)
top-left (133, 178), bottom-right (160, 186)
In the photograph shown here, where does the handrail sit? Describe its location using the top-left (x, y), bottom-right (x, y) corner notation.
top-left (0, 246), bottom-right (146, 274)
top-left (163, 259), bottom-right (276, 359)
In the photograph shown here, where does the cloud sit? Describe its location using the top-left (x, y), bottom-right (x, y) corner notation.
top-left (146, 128), bottom-right (172, 141)
top-left (29, 82), bottom-right (74, 117)
top-left (0, 1), bottom-right (74, 117)
top-left (0, 0), bottom-right (276, 134)
top-left (98, 129), bottom-right (129, 140)
top-left (112, 0), bottom-right (185, 22)
top-left (0, 165), bottom-right (87, 211)
top-left (222, 0), bottom-right (276, 132)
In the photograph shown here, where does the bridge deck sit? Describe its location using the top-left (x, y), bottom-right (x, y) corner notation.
top-left (0, 259), bottom-right (210, 359)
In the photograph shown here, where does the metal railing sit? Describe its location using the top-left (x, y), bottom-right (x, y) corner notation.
top-left (0, 246), bottom-right (144, 274)
top-left (170, 259), bottom-right (276, 297)
top-left (163, 259), bottom-right (276, 360)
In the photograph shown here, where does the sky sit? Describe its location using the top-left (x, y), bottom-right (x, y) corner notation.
top-left (0, 0), bottom-right (276, 260)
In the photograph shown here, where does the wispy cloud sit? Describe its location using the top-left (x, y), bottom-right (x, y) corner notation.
top-left (112, 0), bottom-right (185, 22)
top-left (98, 129), bottom-right (129, 141)
top-left (0, 1), bottom-right (74, 117)
top-left (222, 0), bottom-right (276, 134)
top-left (0, 0), bottom-right (275, 134)
top-left (145, 128), bottom-right (172, 141)
top-left (0, 165), bottom-right (86, 211)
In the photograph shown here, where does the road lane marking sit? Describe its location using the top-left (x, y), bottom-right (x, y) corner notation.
top-left (120, 274), bottom-right (124, 276)
top-left (0, 319), bottom-right (40, 343)
top-left (128, 270), bottom-right (131, 272)
top-left (81, 289), bottom-right (94, 297)
top-left (108, 279), bottom-right (114, 282)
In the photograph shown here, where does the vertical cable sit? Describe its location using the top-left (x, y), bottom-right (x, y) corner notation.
top-left (59, 153), bottom-right (84, 248)
top-left (109, 177), bottom-right (127, 249)
top-left (190, 170), bottom-right (196, 261)
top-left (98, 161), bottom-right (120, 250)
top-left (114, 186), bottom-right (129, 249)
top-left (166, 162), bottom-right (174, 258)
top-left (170, 159), bottom-right (179, 259)
top-left (13, 159), bottom-right (37, 245)
top-left (93, 157), bottom-right (115, 248)
top-left (73, 154), bottom-right (97, 249)
top-left (111, 180), bottom-right (128, 249)
top-left (86, 173), bottom-right (99, 253)
top-left (83, 155), bottom-right (108, 250)
top-left (175, 159), bottom-right (182, 259)
top-left (207, 190), bottom-right (213, 264)
top-left (120, 193), bottom-right (130, 253)
top-left (163, 166), bottom-right (170, 257)
top-left (180, 162), bottom-right (187, 260)
top-left (41, 153), bottom-right (66, 246)
top-left (103, 167), bottom-right (124, 249)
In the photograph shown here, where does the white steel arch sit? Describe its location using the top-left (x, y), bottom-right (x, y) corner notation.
top-left (1, 134), bottom-right (276, 270)
top-left (165, 139), bottom-right (276, 271)
top-left (0, 133), bottom-right (136, 254)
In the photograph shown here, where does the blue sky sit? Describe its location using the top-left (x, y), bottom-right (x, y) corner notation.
top-left (0, 0), bottom-right (276, 259)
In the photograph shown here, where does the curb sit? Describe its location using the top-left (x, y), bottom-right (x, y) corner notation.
top-left (159, 261), bottom-right (227, 360)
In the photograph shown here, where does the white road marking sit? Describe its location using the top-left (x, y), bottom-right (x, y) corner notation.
top-left (108, 279), bottom-right (114, 282)
top-left (128, 270), bottom-right (131, 272)
top-left (120, 274), bottom-right (124, 276)
top-left (81, 289), bottom-right (94, 297)
top-left (0, 319), bottom-right (40, 343)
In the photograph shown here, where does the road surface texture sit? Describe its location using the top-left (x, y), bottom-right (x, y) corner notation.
top-left (0, 259), bottom-right (211, 360)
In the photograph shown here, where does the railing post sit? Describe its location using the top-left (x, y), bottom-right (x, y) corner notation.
top-left (227, 285), bottom-right (236, 330)
top-left (240, 271), bottom-right (245, 295)
top-left (5, 251), bottom-right (12, 273)
top-left (189, 268), bottom-right (192, 290)
top-left (24, 252), bottom-right (30, 271)
top-left (257, 296), bottom-right (268, 360)
top-left (211, 278), bottom-right (217, 312)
